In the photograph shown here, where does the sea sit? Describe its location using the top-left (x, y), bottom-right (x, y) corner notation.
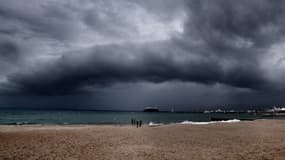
top-left (0, 109), bottom-right (275, 125)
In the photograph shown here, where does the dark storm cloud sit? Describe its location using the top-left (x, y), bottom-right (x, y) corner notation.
top-left (0, 41), bottom-right (19, 61)
top-left (187, 0), bottom-right (285, 43)
top-left (6, 42), bottom-right (266, 95)
top-left (0, 1), bottom-right (80, 41)
top-left (184, 0), bottom-right (285, 53)
top-left (178, 0), bottom-right (285, 90)
top-left (0, 0), bottom-right (285, 97)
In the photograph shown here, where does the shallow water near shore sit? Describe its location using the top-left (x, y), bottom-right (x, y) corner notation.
top-left (0, 109), bottom-right (269, 125)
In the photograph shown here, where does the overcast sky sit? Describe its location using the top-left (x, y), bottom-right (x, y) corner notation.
top-left (1, 0), bottom-right (285, 110)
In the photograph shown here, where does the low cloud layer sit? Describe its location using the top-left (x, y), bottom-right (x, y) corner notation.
top-left (1, 0), bottom-right (285, 108)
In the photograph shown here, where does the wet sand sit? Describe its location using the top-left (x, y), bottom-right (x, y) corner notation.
top-left (1, 120), bottom-right (285, 160)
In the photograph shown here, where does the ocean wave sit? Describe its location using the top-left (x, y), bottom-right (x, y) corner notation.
top-left (148, 122), bottom-right (163, 127)
top-left (9, 121), bottom-right (35, 125)
top-left (180, 119), bottom-right (240, 125)
top-left (148, 119), bottom-right (240, 126)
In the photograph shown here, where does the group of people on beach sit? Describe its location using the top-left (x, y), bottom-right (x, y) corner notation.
top-left (131, 118), bottom-right (142, 128)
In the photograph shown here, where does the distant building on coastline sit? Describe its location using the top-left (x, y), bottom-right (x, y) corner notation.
top-left (259, 106), bottom-right (285, 118)
top-left (266, 106), bottom-right (285, 113)
top-left (203, 110), bottom-right (211, 114)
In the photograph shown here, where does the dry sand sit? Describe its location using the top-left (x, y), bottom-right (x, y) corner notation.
top-left (1, 120), bottom-right (285, 160)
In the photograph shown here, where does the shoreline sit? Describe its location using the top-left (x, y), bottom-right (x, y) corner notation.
top-left (0, 119), bottom-right (282, 132)
top-left (0, 118), bottom-right (280, 126)
top-left (0, 118), bottom-right (257, 126)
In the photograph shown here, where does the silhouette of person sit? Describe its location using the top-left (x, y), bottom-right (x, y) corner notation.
top-left (139, 120), bottom-right (142, 127)
top-left (136, 120), bottom-right (139, 128)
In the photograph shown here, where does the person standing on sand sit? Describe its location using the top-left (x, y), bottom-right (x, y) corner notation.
top-left (136, 120), bottom-right (139, 128)
top-left (139, 120), bottom-right (142, 127)
top-left (132, 118), bottom-right (136, 126)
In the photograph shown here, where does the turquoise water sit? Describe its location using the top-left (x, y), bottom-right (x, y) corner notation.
top-left (0, 110), bottom-right (262, 125)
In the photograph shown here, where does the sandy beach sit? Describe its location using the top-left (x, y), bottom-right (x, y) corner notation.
top-left (1, 120), bottom-right (285, 160)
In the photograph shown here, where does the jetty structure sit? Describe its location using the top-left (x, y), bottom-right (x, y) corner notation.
top-left (143, 107), bottom-right (159, 112)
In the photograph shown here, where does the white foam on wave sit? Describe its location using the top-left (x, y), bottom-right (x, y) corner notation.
top-left (180, 119), bottom-right (240, 125)
top-left (148, 122), bottom-right (162, 127)
top-left (15, 121), bottom-right (31, 125)
top-left (180, 121), bottom-right (213, 125)
top-left (148, 119), bottom-right (241, 126)
top-left (220, 119), bottom-right (241, 123)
